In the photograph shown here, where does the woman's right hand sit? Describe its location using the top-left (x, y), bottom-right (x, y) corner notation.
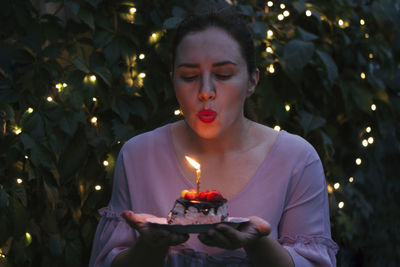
top-left (121, 210), bottom-right (189, 248)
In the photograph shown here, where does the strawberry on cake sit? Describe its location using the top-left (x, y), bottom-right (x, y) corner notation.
top-left (167, 189), bottom-right (228, 225)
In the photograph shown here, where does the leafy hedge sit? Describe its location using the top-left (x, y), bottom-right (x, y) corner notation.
top-left (0, 0), bottom-right (399, 266)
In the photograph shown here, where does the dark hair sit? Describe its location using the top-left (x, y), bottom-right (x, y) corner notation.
top-left (172, 1), bottom-right (256, 75)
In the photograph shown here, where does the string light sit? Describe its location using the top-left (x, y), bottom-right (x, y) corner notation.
top-left (63, 83), bottom-right (67, 88)
top-left (266, 46), bottom-right (273, 53)
top-left (95, 185), bottom-right (102, 191)
top-left (360, 72), bottom-right (366, 79)
top-left (283, 10), bottom-right (290, 17)
top-left (365, 33), bottom-right (369, 38)
top-left (47, 96), bottom-right (53, 102)
top-left (0, 248), bottom-right (5, 258)
top-left (25, 232), bottom-right (32, 245)
top-left (129, 7), bottom-right (136, 14)
top-left (139, 54), bottom-right (145, 60)
top-left (368, 137), bottom-right (374, 144)
top-left (90, 75), bottom-right (97, 82)
top-left (149, 32), bottom-right (161, 43)
top-left (277, 14), bottom-right (284, 20)
top-left (338, 201), bottom-right (344, 209)
top-left (280, 3), bottom-right (285, 9)
top-left (369, 53), bottom-right (374, 59)
top-left (138, 73), bottom-right (146, 78)
top-left (27, 107), bottom-right (34, 113)
top-left (92, 97), bottom-right (97, 102)
top-left (91, 117), bottom-right (98, 125)
top-left (103, 160), bottom-right (109, 166)
top-left (56, 83), bottom-right (62, 90)
top-left (327, 184), bottom-right (333, 194)
top-left (366, 126), bottom-right (372, 133)
top-left (305, 10), bottom-right (312, 17)
top-left (349, 177), bottom-right (354, 183)
top-left (14, 126), bottom-right (22, 135)
top-left (25, 155), bottom-right (29, 159)
top-left (355, 158), bottom-right (362, 165)
top-left (267, 64), bottom-right (275, 73)
top-left (334, 183), bottom-right (340, 190)
top-left (371, 104), bottom-right (376, 111)
top-left (17, 178), bottom-right (23, 184)
top-left (174, 109), bottom-right (182, 116)
top-left (362, 139), bottom-right (368, 147)
top-left (285, 104), bottom-right (291, 111)
top-left (267, 1), bottom-right (273, 7)
top-left (273, 125), bottom-right (281, 131)
top-left (267, 30), bottom-right (274, 38)
top-left (360, 19), bottom-right (365, 25)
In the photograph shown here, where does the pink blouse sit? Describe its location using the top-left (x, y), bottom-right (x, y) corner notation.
top-left (89, 123), bottom-right (338, 266)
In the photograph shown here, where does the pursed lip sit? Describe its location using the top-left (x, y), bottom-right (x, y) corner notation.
top-left (198, 109), bottom-right (217, 123)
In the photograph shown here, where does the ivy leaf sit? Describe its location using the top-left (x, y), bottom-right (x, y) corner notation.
top-left (20, 133), bottom-right (36, 150)
top-left (172, 6), bottom-right (186, 17)
top-left (86, 0), bottom-right (103, 8)
top-left (78, 7), bottom-right (95, 30)
top-left (0, 189), bottom-right (8, 208)
top-left (31, 144), bottom-right (52, 168)
top-left (297, 27), bottom-right (319, 41)
top-left (0, 103), bottom-right (14, 119)
top-left (162, 17), bottom-right (183, 29)
top-left (103, 39), bottom-right (120, 64)
top-left (238, 5), bottom-right (254, 16)
top-left (48, 234), bottom-right (65, 256)
top-left (73, 58), bottom-right (90, 73)
top-left (92, 66), bottom-right (112, 87)
top-left (64, 0), bottom-right (80, 16)
top-left (316, 50), bottom-right (338, 88)
top-left (59, 132), bottom-right (88, 181)
top-left (112, 119), bottom-right (135, 142)
top-left (93, 31), bottom-right (114, 47)
top-left (299, 110), bottom-right (326, 136)
top-left (351, 86), bottom-right (373, 113)
top-left (252, 22), bottom-right (267, 39)
top-left (283, 39), bottom-right (315, 69)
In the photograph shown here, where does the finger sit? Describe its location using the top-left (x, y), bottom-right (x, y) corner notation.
top-left (205, 228), bottom-right (236, 249)
top-left (168, 233), bottom-right (189, 246)
top-left (215, 224), bottom-right (247, 248)
top-left (248, 216), bottom-right (271, 236)
top-left (198, 233), bottom-right (218, 247)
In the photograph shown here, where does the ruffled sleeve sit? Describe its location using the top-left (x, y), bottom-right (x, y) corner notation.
top-left (278, 143), bottom-right (339, 266)
top-left (89, 150), bottom-right (137, 267)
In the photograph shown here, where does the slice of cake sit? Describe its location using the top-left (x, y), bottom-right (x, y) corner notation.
top-left (167, 189), bottom-right (228, 225)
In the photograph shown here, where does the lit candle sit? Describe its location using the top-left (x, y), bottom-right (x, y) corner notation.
top-left (185, 156), bottom-right (201, 195)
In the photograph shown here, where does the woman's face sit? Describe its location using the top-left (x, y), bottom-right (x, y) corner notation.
top-left (172, 27), bottom-right (258, 139)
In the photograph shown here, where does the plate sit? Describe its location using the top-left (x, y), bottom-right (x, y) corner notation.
top-left (146, 217), bottom-right (250, 233)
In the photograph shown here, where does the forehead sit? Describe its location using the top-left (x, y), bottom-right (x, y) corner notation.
top-left (175, 27), bottom-right (244, 65)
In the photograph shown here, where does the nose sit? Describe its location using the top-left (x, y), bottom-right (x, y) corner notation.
top-left (198, 74), bottom-right (215, 101)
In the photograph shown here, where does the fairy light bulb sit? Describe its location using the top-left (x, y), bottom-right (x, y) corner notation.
top-left (277, 14), bottom-right (284, 21)
top-left (47, 96), bottom-right (53, 102)
top-left (129, 7), bottom-right (136, 14)
top-left (103, 160), bottom-right (109, 166)
top-left (174, 109), bottom-right (182, 116)
top-left (334, 183), bottom-right (340, 190)
top-left (338, 202), bottom-right (344, 209)
top-left (327, 184), bottom-right (333, 194)
top-left (360, 19), bottom-right (365, 25)
top-left (274, 125), bottom-right (281, 131)
top-left (267, 1), bottom-right (273, 7)
top-left (63, 83), bottom-right (67, 88)
top-left (92, 97), bottom-right (97, 102)
top-left (17, 178), bottom-right (23, 184)
top-left (90, 75), bottom-right (97, 82)
top-left (138, 73), bottom-right (146, 78)
top-left (56, 83), bottom-right (62, 90)
top-left (266, 46), bottom-right (273, 53)
top-left (355, 158), bottom-right (362, 165)
top-left (369, 53), bottom-right (373, 59)
top-left (25, 155), bottom-right (29, 159)
top-left (91, 117), bottom-right (98, 125)
top-left (280, 3), bottom-right (285, 9)
top-left (371, 104), bottom-right (376, 111)
top-left (338, 19), bottom-right (344, 27)
top-left (95, 185), bottom-right (102, 191)
top-left (285, 104), bottom-right (291, 111)
top-left (25, 232), bottom-right (32, 245)
top-left (365, 33), bottom-right (369, 39)
top-left (361, 72), bottom-right (366, 79)
top-left (14, 127), bottom-right (22, 135)
top-left (305, 10), bottom-right (312, 17)
top-left (283, 10), bottom-right (290, 17)
top-left (349, 177), bottom-right (354, 183)
top-left (139, 54), bottom-right (145, 60)
top-left (267, 30), bottom-right (274, 38)
top-left (267, 64), bottom-right (275, 73)
top-left (366, 126), bottom-right (371, 133)
top-left (368, 137), bottom-right (374, 144)
top-left (27, 107), bottom-right (33, 113)
top-left (362, 139), bottom-right (368, 147)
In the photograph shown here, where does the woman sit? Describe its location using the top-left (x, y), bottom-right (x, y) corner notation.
top-left (89, 5), bottom-right (338, 267)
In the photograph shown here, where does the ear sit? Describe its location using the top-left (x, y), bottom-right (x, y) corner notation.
top-left (246, 68), bottom-right (259, 97)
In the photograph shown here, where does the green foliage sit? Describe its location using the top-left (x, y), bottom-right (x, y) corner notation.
top-left (0, 0), bottom-right (399, 266)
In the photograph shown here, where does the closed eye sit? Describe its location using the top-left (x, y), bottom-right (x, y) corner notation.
top-left (215, 74), bottom-right (232, 80)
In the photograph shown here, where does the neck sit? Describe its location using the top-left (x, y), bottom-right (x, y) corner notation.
top-left (178, 116), bottom-right (254, 156)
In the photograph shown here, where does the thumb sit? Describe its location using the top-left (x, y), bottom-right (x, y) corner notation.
top-left (249, 216), bottom-right (271, 236)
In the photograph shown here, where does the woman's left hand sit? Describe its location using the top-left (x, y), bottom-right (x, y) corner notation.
top-left (198, 216), bottom-right (271, 250)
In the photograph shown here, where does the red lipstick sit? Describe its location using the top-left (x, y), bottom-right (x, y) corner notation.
top-left (198, 109), bottom-right (217, 123)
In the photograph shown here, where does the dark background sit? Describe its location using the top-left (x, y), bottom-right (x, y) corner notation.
top-left (0, 0), bottom-right (399, 266)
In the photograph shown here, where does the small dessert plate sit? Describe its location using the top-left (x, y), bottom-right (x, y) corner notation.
top-left (146, 217), bottom-right (250, 233)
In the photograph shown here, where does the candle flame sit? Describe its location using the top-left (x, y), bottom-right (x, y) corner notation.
top-left (185, 156), bottom-right (200, 170)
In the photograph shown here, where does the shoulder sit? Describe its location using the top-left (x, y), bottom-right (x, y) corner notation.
top-left (275, 130), bottom-right (321, 166)
top-left (120, 123), bottom-right (171, 157)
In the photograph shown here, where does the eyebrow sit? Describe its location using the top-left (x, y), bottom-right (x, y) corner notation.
top-left (177, 61), bottom-right (237, 68)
